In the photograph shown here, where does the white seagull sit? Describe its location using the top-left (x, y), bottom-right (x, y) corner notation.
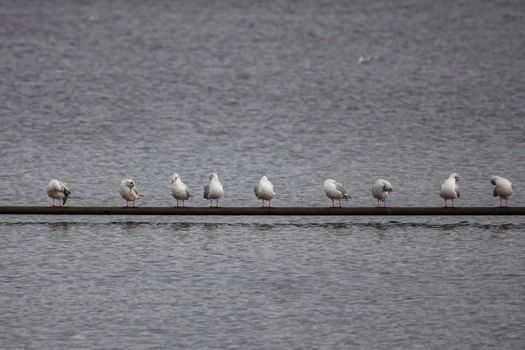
top-left (254, 176), bottom-right (276, 207)
top-left (439, 173), bottom-right (460, 207)
top-left (171, 173), bottom-right (191, 207)
top-left (120, 178), bottom-right (142, 207)
top-left (372, 179), bottom-right (393, 207)
top-left (491, 176), bottom-right (512, 207)
top-left (324, 179), bottom-right (351, 208)
top-left (203, 173), bottom-right (224, 207)
top-left (47, 179), bottom-right (71, 207)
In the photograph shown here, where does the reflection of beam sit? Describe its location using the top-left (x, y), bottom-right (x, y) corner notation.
top-left (0, 206), bottom-right (524, 215)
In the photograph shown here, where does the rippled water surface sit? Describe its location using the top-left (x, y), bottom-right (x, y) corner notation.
top-left (1, 0), bottom-right (525, 349)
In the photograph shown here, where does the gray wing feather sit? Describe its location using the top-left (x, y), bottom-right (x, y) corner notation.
top-left (493, 187), bottom-right (498, 197)
top-left (203, 185), bottom-right (209, 199)
top-left (132, 187), bottom-right (141, 197)
top-left (61, 183), bottom-right (71, 204)
top-left (334, 182), bottom-right (346, 193)
top-left (253, 185), bottom-right (259, 197)
top-left (335, 181), bottom-right (350, 198)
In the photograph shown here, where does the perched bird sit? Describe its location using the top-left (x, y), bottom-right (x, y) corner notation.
top-left (254, 176), bottom-right (276, 208)
top-left (120, 178), bottom-right (142, 207)
top-left (47, 179), bottom-right (71, 207)
top-left (439, 173), bottom-right (460, 207)
top-left (372, 179), bottom-right (393, 207)
top-left (491, 176), bottom-right (512, 207)
top-left (203, 173), bottom-right (224, 207)
top-left (171, 173), bottom-right (191, 207)
top-left (324, 179), bottom-right (351, 208)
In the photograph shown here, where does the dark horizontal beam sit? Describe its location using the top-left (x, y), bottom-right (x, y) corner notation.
top-left (0, 206), bottom-right (524, 215)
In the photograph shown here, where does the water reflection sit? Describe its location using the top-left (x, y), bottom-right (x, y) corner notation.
top-left (170, 222), bottom-right (191, 232)
top-left (1, 220), bottom-right (524, 232)
top-left (256, 223), bottom-right (274, 232)
top-left (47, 222), bottom-right (70, 232)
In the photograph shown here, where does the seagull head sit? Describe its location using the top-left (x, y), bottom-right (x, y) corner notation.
top-left (209, 173), bottom-right (218, 180)
top-left (450, 173), bottom-right (459, 182)
top-left (171, 173), bottom-right (180, 183)
top-left (490, 176), bottom-right (498, 185)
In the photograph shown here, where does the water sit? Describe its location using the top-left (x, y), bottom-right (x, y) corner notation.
top-left (1, 0), bottom-right (524, 348)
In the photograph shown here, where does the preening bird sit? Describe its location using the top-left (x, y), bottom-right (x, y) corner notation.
top-left (324, 179), bottom-right (351, 208)
top-left (372, 179), bottom-right (393, 207)
top-left (203, 173), bottom-right (224, 207)
top-left (439, 173), bottom-right (460, 207)
top-left (47, 179), bottom-right (71, 206)
top-left (254, 176), bottom-right (276, 207)
top-left (120, 178), bottom-right (142, 207)
top-left (491, 176), bottom-right (512, 207)
top-left (171, 173), bottom-right (191, 207)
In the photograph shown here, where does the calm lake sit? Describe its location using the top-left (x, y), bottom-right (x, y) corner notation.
top-left (1, 0), bottom-right (524, 348)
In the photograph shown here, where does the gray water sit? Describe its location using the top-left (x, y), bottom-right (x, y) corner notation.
top-left (1, 0), bottom-right (524, 349)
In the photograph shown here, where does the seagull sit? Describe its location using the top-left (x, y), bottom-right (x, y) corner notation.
top-left (171, 173), bottom-right (191, 207)
top-left (120, 178), bottom-right (142, 207)
top-left (203, 173), bottom-right (224, 207)
top-left (254, 176), bottom-right (276, 207)
top-left (372, 179), bottom-right (393, 207)
top-left (439, 173), bottom-right (460, 207)
top-left (47, 179), bottom-right (71, 207)
top-left (324, 179), bottom-right (351, 208)
top-left (491, 176), bottom-right (512, 207)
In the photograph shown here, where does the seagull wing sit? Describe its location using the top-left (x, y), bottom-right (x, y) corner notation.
top-left (131, 186), bottom-right (141, 198)
top-left (60, 182), bottom-right (71, 204)
top-left (203, 185), bottom-right (209, 199)
top-left (335, 181), bottom-right (350, 199)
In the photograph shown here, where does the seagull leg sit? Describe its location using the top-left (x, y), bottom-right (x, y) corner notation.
top-left (331, 199), bottom-right (334, 208)
top-left (338, 199), bottom-right (342, 208)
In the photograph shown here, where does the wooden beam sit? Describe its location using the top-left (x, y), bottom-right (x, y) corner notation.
top-left (0, 206), bottom-right (523, 215)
